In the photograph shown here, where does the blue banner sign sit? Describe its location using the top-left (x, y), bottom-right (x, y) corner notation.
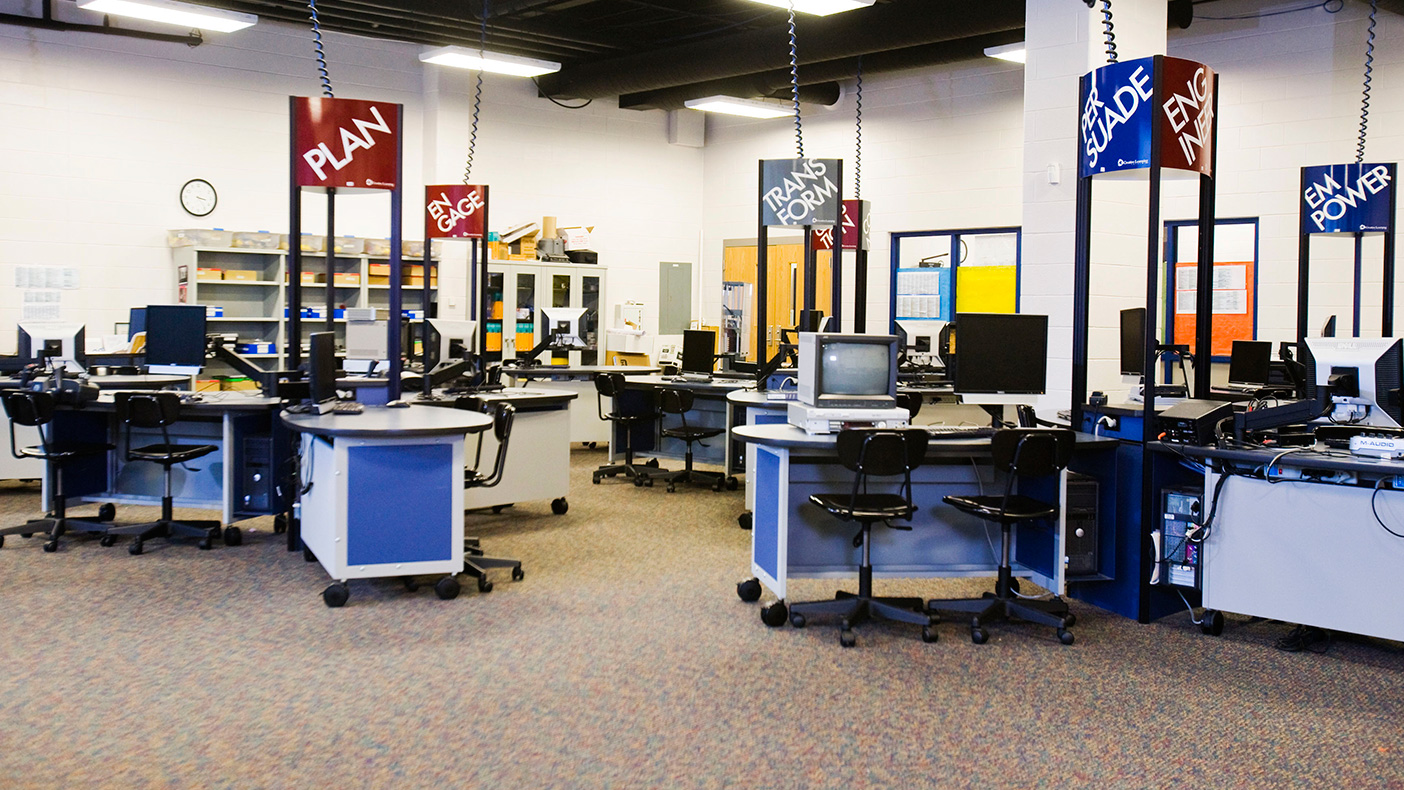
top-left (760, 158), bottom-right (841, 228)
top-left (1079, 57), bottom-right (1156, 177)
top-left (1301, 163), bottom-right (1396, 234)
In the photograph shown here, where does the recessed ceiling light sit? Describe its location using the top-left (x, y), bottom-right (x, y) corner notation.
top-left (419, 46), bottom-right (561, 78)
top-left (983, 43), bottom-right (1026, 64)
top-left (746, 0), bottom-right (876, 16)
top-left (77, 0), bottom-right (256, 33)
top-left (684, 95), bottom-right (791, 119)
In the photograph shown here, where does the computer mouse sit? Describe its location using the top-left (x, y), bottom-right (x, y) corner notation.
top-left (386, 399), bottom-right (410, 408)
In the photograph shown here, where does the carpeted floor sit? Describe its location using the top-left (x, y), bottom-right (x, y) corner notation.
top-left (1, 448), bottom-right (1402, 789)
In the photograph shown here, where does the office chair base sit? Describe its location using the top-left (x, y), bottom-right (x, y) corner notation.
top-left (0, 516), bottom-right (107, 551)
top-left (788, 594), bottom-right (933, 647)
top-left (652, 467), bottom-right (727, 492)
top-left (927, 594), bottom-right (1074, 645)
top-left (463, 541), bottom-right (523, 593)
top-left (108, 519), bottom-right (223, 553)
top-left (593, 458), bottom-right (666, 486)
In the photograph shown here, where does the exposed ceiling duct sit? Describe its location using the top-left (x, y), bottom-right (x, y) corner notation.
top-left (536, 0), bottom-right (1025, 100)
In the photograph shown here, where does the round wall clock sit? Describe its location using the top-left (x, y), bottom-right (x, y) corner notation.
top-left (180, 178), bottom-right (218, 217)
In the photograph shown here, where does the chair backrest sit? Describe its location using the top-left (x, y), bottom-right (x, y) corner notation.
top-left (990, 428), bottom-right (1074, 478)
top-left (594, 371), bottom-right (624, 398)
top-left (896, 391), bottom-right (922, 420)
top-left (116, 391), bottom-right (181, 429)
top-left (468, 402), bottom-right (515, 488)
top-left (835, 429), bottom-right (928, 477)
top-left (2, 389), bottom-right (55, 428)
top-left (658, 387), bottom-right (693, 415)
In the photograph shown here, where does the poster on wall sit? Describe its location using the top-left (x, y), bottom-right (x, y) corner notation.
top-left (1169, 222), bottom-right (1256, 357)
top-left (760, 158), bottom-right (841, 227)
top-left (425, 184), bottom-right (488, 239)
top-left (292, 96), bottom-right (401, 192)
top-left (1079, 56), bottom-right (1215, 178)
top-left (1300, 163), bottom-right (1396, 234)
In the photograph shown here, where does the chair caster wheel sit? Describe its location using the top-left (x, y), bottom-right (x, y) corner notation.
top-left (198, 539), bottom-right (212, 550)
top-left (1057, 628), bottom-right (1075, 645)
top-left (760, 601), bottom-right (788, 627)
top-left (790, 612), bottom-right (806, 628)
top-left (97, 503), bottom-right (117, 522)
top-left (303, 546), bottom-right (316, 562)
top-left (323, 583), bottom-right (349, 608)
top-left (738, 512), bottom-right (752, 530)
top-left (633, 478), bottom-right (643, 487)
top-left (223, 526), bottom-right (242, 547)
top-left (971, 628), bottom-right (989, 644)
top-left (129, 540), bottom-right (143, 556)
top-left (273, 515), bottom-right (287, 534)
top-left (1063, 613), bottom-right (1077, 627)
top-left (21, 533), bottom-right (33, 538)
top-left (592, 477), bottom-right (601, 485)
top-left (839, 630), bottom-right (856, 648)
top-left (736, 578), bottom-right (762, 602)
top-left (100, 535), bottom-right (116, 548)
top-left (551, 498), bottom-right (568, 515)
top-left (0, 535), bottom-right (5, 549)
top-left (587, 442), bottom-right (597, 449)
top-left (981, 591), bottom-right (995, 599)
top-left (402, 577), bottom-right (420, 592)
top-left (477, 576), bottom-right (494, 594)
top-left (726, 477), bottom-right (738, 490)
top-left (492, 505), bottom-right (504, 514)
top-left (712, 482), bottom-right (722, 492)
top-left (511, 566), bottom-right (524, 581)
top-left (666, 484), bottom-right (676, 493)
top-left (1201, 610), bottom-right (1224, 636)
top-left (647, 459), bottom-right (660, 468)
top-left (43, 541), bottom-right (58, 553)
top-left (435, 576), bottom-right (461, 600)
top-left (922, 626), bottom-right (939, 643)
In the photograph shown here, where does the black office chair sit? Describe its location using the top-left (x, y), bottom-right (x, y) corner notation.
top-left (787, 429), bottom-right (936, 647)
top-left (0, 390), bottom-right (116, 552)
top-left (592, 372), bottom-right (664, 485)
top-left (103, 392), bottom-right (228, 554)
top-left (896, 391), bottom-right (923, 421)
top-left (461, 401), bottom-right (524, 593)
top-left (648, 388), bottom-right (735, 492)
top-left (927, 428), bottom-right (1077, 645)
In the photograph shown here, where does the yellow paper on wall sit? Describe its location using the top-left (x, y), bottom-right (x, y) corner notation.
top-left (955, 266), bottom-right (1017, 314)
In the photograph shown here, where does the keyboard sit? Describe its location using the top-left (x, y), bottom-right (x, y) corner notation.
top-left (331, 401), bottom-right (364, 415)
top-left (924, 425), bottom-right (996, 440)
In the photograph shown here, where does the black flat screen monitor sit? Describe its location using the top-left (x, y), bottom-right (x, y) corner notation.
top-left (1322, 315), bottom-right (1337, 338)
top-left (1228, 340), bottom-right (1272, 386)
top-left (681, 329), bottom-right (716, 375)
top-left (1120, 307), bottom-right (1146, 376)
top-left (953, 313), bottom-right (1048, 396)
top-left (144, 305), bottom-right (207, 368)
top-left (128, 307), bottom-right (147, 340)
top-left (308, 332), bottom-right (338, 407)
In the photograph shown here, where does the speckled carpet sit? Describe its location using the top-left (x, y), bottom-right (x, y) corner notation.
top-left (1, 449), bottom-right (1402, 789)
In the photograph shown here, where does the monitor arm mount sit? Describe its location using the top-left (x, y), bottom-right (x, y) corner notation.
top-left (207, 335), bottom-right (295, 397)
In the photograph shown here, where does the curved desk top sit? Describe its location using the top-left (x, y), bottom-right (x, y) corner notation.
top-left (733, 423), bottom-right (1115, 454)
top-left (623, 375), bottom-right (751, 394)
top-left (412, 387), bottom-right (578, 411)
top-left (502, 365), bottom-right (660, 380)
top-left (726, 389), bottom-right (790, 411)
top-left (1, 373), bottom-right (190, 391)
top-left (282, 406), bottom-right (491, 438)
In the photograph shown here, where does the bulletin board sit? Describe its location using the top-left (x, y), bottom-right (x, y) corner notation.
top-left (1166, 219), bottom-right (1259, 358)
top-left (890, 227), bottom-right (1021, 325)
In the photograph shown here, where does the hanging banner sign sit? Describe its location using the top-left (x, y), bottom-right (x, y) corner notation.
top-left (1300, 163), bottom-right (1396, 234)
top-left (842, 200), bottom-right (871, 251)
top-left (760, 158), bottom-right (841, 228)
top-left (1079, 57), bottom-right (1215, 178)
top-left (812, 227), bottom-right (835, 251)
top-left (425, 184), bottom-right (488, 239)
top-left (293, 96), bottom-right (401, 192)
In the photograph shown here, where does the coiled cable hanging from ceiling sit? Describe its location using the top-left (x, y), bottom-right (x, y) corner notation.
top-left (1100, 0), bottom-right (1118, 64)
top-left (1356, 0), bottom-right (1377, 164)
top-left (308, 0), bottom-right (333, 98)
top-left (854, 55), bottom-right (863, 200)
top-left (465, 0), bottom-right (488, 183)
top-left (788, 0), bottom-right (804, 159)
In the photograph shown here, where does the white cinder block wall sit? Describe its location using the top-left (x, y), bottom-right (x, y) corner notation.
top-left (1, 17), bottom-right (701, 351)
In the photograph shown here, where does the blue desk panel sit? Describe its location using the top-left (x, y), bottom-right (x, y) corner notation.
top-left (347, 443), bottom-right (455, 565)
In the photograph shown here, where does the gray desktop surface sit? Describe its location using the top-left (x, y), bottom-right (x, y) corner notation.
top-left (624, 374), bottom-right (750, 393)
top-left (282, 406), bottom-right (491, 438)
top-left (412, 387), bottom-right (577, 411)
top-left (1154, 441), bottom-right (1404, 475)
top-left (735, 423), bottom-right (1115, 453)
top-left (0, 373), bottom-right (191, 391)
top-left (726, 390), bottom-right (789, 411)
top-left (502, 365), bottom-right (660, 380)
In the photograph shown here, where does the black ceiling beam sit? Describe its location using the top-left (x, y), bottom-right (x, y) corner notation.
top-left (538, 0), bottom-right (1024, 99)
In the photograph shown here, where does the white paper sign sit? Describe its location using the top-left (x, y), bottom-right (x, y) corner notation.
top-left (1175, 291), bottom-right (1197, 315)
top-left (1212, 290), bottom-right (1248, 314)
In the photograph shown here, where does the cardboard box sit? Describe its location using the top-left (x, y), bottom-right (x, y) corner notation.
top-left (609, 352), bottom-right (650, 367)
top-left (236, 342), bottom-right (275, 355)
top-left (195, 379), bottom-right (221, 392)
top-left (219, 376), bottom-right (260, 391)
top-left (333, 272), bottom-right (361, 287)
top-left (205, 305), bottom-right (224, 318)
top-left (558, 226), bottom-right (593, 251)
top-left (287, 271), bottom-right (324, 285)
top-left (224, 269), bottom-right (258, 282)
top-left (196, 268), bottom-right (223, 281)
top-left (368, 275), bottom-right (391, 287)
top-left (368, 263), bottom-right (391, 276)
top-left (402, 276), bottom-right (439, 288)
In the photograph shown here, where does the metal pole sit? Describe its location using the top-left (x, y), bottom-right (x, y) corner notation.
top-left (288, 96), bottom-right (303, 370)
top-left (854, 201), bottom-right (868, 333)
top-left (1354, 232), bottom-right (1364, 338)
top-left (1137, 59), bottom-right (1167, 625)
top-left (387, 104), bottom-right (404, 401)
top-left (1192, 73), bottom-right (1219, 400)
top-left (1384, 166), bottom-right (1398, 337)
top-left (1069, 86), bottom-right (1093, 432)
top-left (803, 224), bottom-right (816, 315)
top-left (325, 188), bottom-right (336, 334)
top-left (756, 161), bottom-right (768, 362)
top-left (1297, 168), bottom-right (1311, 343)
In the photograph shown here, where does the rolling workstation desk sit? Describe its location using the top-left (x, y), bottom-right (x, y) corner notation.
top-left (412, 387), bottom-right (576, 515)
top-left (1154, 441), bottom-right (1404, 644)
top-left (500, 365), bottom-right (660, 445)
top-left (732, 424), bottom-right (1118, 621)
top-left (616, 375), bottom-right (751, 474)
top-left (282, 407), bottom-right (492, 605)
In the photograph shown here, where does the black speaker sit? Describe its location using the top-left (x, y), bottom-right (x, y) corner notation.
top-left (1065, 473), bottom-right (1099, 577)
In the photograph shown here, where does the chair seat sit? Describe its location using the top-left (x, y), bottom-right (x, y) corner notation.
top-left (129, 443), bottom-right (217, 464)
top-left (942, 494), bottom-right (1056, 522)
top-left (661, 426), bottom-right (725, 442)
top-left (19, 442), bottom-right (114, 461)
top-left (809, 492), bottom-right (917, 521)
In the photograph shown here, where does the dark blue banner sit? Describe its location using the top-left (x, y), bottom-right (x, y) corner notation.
top-left (1079, 57), bottom-right (1156, 178)
top-left (1301, 163), bottom-right (1396, 234)
top-left (760, 158), bottom-right (841, 228)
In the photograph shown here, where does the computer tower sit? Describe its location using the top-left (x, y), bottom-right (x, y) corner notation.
top-left (241, 436), bottom-right (273, 513)
top-left (1064, 473), bottom-right (1099, 576)
top-left (1156, 488), bottom-right (1204, 589)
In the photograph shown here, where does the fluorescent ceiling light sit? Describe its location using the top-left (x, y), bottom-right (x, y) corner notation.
top-left (419, 46), bottom-right (561, 78)
top-left (984, 43), bottom-right (1026, 64)
top-left (746, 0), bottom-right (875, 16)
top-left (684, 95), bottom-right (791, 119)
top-left (77, 0), bottom-right (256, 32)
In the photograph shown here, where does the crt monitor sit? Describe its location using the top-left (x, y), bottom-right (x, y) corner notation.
top-left (18, 323), bottom-right (86, 371)
top-left (425, 319), bottom-right (477, 367)
top-left (681, 329), bottom-right (716, 375)
top-left (144, 305), bottom-right (207, 374)
top-left (344, 319), bottom-right (389, 374)
top-left (307, 332), bottom-right (339, 413)
top-left (796, 333), bottom-right (898, 409)
top-left (1228, 340), bottom-right (1272, 386)
top-left (1120, 307), bottom-right (1146, 376)
top-left (1321, 315), bottom-right (1337, 338)
top-left (1301, 336), bottom-right (1404, 427)
top-left (953, 312), bottom-right (1048, 405)
top-left (540, 306), bottom-right (586, 348)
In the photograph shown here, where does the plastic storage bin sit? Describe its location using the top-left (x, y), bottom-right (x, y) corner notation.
top-left (232, 231), bottom-right (280, 249)
top-left (168, 229), bottom-right (233, 248)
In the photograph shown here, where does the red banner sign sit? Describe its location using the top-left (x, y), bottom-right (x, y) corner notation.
top-left (811, 227), bottom-right (835, 251)
top-left (425, 184), bottom-right (488, 239)
top-left (1158, 58), bottom-right (1215, 177)
top-left (293, 97), bottom-right (401, 191)
top-left (842, 200), bottom-right (870, 250)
